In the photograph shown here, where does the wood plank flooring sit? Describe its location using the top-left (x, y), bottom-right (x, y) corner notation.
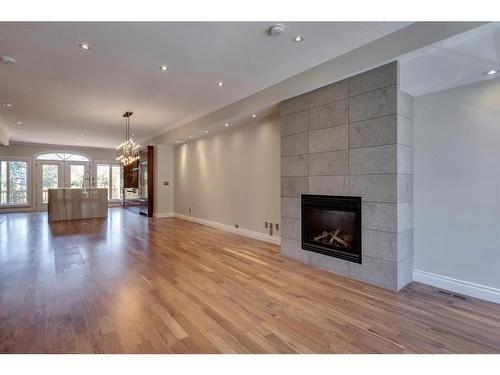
top-left (0, 208), bottom-right (499, 353)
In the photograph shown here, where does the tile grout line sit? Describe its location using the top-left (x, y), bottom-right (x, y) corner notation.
top-left (282, 74), bottom-right (399, 116)
top-left (307, 95), bottom-right (310, 187)
top-left (303, 94), bottom-right (307, 263)
top-left (283, 85), bottom-right (401, 122)
top-left (347, 80), bottom-right (351, 277)
top-left (347, 83), bottom-right (398, 100)
top-left (347, 91), bottom-right (352, 195)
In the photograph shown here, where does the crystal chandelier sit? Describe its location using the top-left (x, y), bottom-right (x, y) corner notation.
top-left (116, 111), bottom-right (140, 166)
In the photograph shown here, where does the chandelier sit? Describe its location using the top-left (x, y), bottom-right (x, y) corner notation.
top-left (116, 111), bottom-right (140, 166)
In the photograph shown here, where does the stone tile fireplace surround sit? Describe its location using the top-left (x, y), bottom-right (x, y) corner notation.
top-left (280, 62), bottom-right (414, 291)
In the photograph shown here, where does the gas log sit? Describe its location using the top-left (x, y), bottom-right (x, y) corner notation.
top-left (313, 228), bottom-right (353, 249)
top-left (302, 195), bottom-right (361, 263)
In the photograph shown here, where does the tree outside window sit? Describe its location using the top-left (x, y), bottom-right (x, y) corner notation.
top-left (0, 160), bottom-right (28, 206)
top-left (96, 164), bottom-right (122, 201)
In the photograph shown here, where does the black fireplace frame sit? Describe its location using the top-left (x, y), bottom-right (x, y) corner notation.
top-left (301, 194), bottom-right (362, 264)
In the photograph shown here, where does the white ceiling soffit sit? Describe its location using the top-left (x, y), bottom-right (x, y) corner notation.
top-left (0, 21), bottom-right (410, 148)
top-left (399, 22), bottom-right (500, 97)
top-left (150, 22), bottom-right (488, 145)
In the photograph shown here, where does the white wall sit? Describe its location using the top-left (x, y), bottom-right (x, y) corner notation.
top-left (414, 79), bottom-right (500, 297)
top-left (174, 116), bottom-right (280, 237)
top-left (154, 144), bottom-right (174, 216)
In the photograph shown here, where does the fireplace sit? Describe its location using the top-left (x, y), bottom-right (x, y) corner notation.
top-left (301, 195), bottom-right (362, 264)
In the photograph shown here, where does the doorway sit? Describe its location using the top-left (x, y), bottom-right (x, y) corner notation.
top-left (35, 153), bottom-right (91, 210)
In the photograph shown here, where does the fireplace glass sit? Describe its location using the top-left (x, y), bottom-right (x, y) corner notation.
top-left (301, 195), bottom-right (361, 263)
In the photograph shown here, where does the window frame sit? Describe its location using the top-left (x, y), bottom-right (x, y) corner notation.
top-left (0, 156), bottom-right (32, 208)
top-left (36, 151), bottom-right (90, 162)
top-left (94, 160), bottom-right (123, 202)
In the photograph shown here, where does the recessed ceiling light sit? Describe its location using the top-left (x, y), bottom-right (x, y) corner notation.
top-left (79, 43), bottom-right (91, 51)
top-left (217, 81), bottom-right (224, 87)
top-left (16, 121), bottom-right (23, 125)
top-left (175, 140), bottom-right (180, 143)
top-left (483, 69), bottom-right (499, 76)
top-left (225, 123), bottom-right (229, 127)
top-left (160, 65), bottom-right (168, 71)
top-left (3, 103), bottom-right (13, 107)
top-left (1, 56), bottom-right (16, 65)
top-left (188, 136), bottom-right (192, 139)
top-left (204, 130), bottom-right (209, 134)
top-left (252, 114), bottom-right (256, 118)
top-left (293, 36), bottom-right (304, 42)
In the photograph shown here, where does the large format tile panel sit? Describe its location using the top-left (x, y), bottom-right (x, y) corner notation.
top-left (280, 61), bottom-right (414, 291)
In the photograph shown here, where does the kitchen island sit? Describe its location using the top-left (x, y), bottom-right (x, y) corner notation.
top-left (47, 188), bottom-right (108, 222)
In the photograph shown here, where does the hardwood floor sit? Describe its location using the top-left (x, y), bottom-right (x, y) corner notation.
top-left (1, 208), bottom-right (499, 354)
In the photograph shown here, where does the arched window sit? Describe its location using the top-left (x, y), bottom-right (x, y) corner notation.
top-left (36, 152), bottom-right (89, 162)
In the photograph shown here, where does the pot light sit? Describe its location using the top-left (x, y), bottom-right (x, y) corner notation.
top-left (293, 36), bottom-right (304, 42)
top-left (160, 65), bottom-right (168, 71)
top-left (252, 114), bottom-right (256, 118)
top-left (204, 130), bottom-right (209, 134)
top-left (79, 43), bottom-right (91, 51)
top-left (17, 121), bottom-right (23, 125)
top-left (483, 69), bottom-right (499, 76)
top-left (1, 56), bottom-right (16, 65)
top-left (3, 103), bottom-right (13, 107)
top-left (188, 136), bottom-right (192, 139)
top-left (224, 123), bottom-right (229, 127)
top-left (217, 81), bottom-right (224, 87)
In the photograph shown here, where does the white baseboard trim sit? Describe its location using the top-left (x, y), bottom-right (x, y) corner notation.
top-left (153, 212), bottom-right (174, 218)
top-left (174, 213), bottom-right (281, 246)
top-left (413, 270), bottom-right (500, 304)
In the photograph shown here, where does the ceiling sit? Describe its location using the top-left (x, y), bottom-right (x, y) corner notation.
top-left (400, 22), bottom-right (500, 97)
top-left (0, 22), bottom-right (410, 148)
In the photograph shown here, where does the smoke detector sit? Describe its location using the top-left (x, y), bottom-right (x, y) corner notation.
top-left (1, 56), bottom-right (16, 65)
top-left (268, 24), bottom-right (285, 36)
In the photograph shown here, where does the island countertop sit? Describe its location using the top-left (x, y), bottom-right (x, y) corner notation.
top-left (47, 188), bottom-right (108, 222)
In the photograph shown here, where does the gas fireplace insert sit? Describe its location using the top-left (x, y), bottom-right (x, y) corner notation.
top-left (301, 195), bottom-right (362, 264)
